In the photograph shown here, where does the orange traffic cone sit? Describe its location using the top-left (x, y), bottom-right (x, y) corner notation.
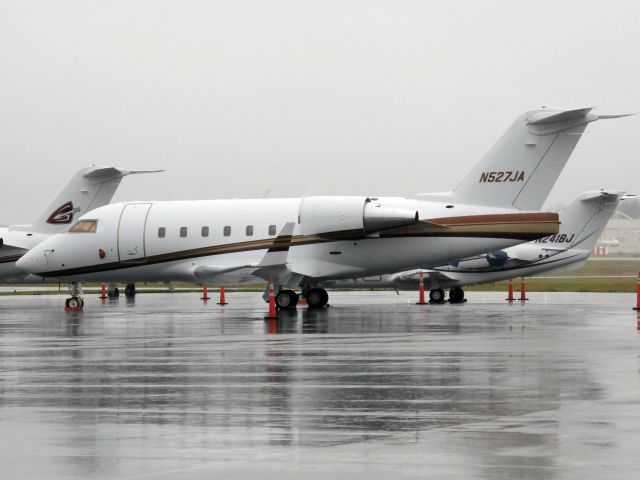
top-left (201, 284), bottom-right (210, 301)
top-left (506, 278), bottom-right (514, 302)
top-left (416, 271), bottom-right (426, 305)
top-left (217, 286), bottom-right (228, 305)
top-left (100, 283), bottom-right (107, 301)
top-left (264, 277), bottom-right (278, 319)
top-left (519, 278), bottom-right (529, 301)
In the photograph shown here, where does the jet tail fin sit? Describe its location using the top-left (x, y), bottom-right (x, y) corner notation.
top-left (539, 190), bottom-right (624, 250)
top-left (23, 166), bottom-right (163, 234)
top-left (422, 108), bottom-right (631, 210)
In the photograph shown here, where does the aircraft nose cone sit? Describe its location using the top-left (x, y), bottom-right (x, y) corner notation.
top-left (15, 254), bottom-right (28, 270)
top-left (16, 249), bottom-right (41, 273)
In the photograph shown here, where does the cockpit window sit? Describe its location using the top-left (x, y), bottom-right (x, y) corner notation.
top-left (69, 220), bottom-right (97, 233)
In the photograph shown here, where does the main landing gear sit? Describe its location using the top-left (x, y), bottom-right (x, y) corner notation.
top-left (65, 282), bottom-right (84, 312)
top-left (108, 283), bottom-right (120, 298)
top-left (428, 287), bottom-right (466, 304)
top-left (106, 283), bottom-right (136, 299)
top-left (429, 288), bottom-right (446, 304)
top-left (124, 283), bottom-right (136, 298)
top-left (275, 290), bottom-right (299, 309)
top-left (448, 286), bottom-right (465, 304)
top-left (272, 286), bottom-right (330, 309)
top-left (305, 288), bottom-right (329, 309)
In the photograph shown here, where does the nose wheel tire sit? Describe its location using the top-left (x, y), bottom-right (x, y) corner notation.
top-left (429, 288), bottom-right (445, 304)
top-left (276, 290), bottom-right (299, 309)
top-left (306, 288), bottom-right (329, 309)
top-left (449, 287), bottom-right (465, 304)
top-left (65, 297), bottom-right (85, 311)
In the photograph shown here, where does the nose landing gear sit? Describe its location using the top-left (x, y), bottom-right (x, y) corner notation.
top-left (65, 282), bottom-right (84, 312)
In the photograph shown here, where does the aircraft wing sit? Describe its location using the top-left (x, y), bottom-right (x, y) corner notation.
top-left (393, 269), bottom-right (458, 289)
top-left (193, 264), bottom-right (259, 279)
top-left (191, 223), bottom-right (299, 286)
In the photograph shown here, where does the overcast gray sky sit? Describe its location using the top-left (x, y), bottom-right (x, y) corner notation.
top-left (1, 0), bottom-right (639, 224)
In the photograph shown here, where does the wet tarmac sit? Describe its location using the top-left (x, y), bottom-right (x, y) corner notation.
top-left (1, 291), bottom-right (639, 479)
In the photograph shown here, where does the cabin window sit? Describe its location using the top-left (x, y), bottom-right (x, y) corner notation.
top-left (158, 227), bottom-right (166, 238)
top-left (268, 225), bottom-right (276, 236)
top-left (201, 226), bottom-right (209, 237)
top-left (180, 227), bottom-right (188, 238)
top-left (223, 226), bottom-right (231, 237)
top-left (246, 225), bottom-right (254, 236)
top-left (69, 220), bottom-right (97, 233)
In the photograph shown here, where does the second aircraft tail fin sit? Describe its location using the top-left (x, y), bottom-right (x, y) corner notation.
top-left (537, 190), bottom-right (624, 250)
top-left (24, 166), bottom-right (164, 234)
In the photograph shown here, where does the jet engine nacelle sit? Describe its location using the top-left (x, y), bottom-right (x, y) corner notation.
top-left (298, 196), bottom-right (419, 236)
top-left (449, 250), bottom-right (509, 270)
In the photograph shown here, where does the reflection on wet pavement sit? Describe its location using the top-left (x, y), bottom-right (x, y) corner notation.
top-left (1, 291), bottom-right (639, 479)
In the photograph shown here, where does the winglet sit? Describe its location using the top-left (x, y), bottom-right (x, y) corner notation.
top-left (258, 222), bottom-right (295, 267)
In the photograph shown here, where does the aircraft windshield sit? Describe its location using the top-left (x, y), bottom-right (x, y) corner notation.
top-left (68, 220), bottom-right (97, 233)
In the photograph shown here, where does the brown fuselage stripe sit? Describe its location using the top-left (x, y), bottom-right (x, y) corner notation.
top-left (0, 254), bottom-right (24, 264)
top-left (267, 234), bottom-right (293, 252)
top-left (427, 212), bottom-right (556, 224)
top-left (35, 213), bottom-right (560, 277)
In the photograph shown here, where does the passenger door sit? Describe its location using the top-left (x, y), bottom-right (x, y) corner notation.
top-left (118, 203), bottom-right (152, 262)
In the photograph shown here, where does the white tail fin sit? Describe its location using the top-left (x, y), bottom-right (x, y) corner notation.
top-left (421, 108), bottom-right (631, 210)
top-left (20, 166), bottom-right (163, 234)
top-left (533, 190), bottom-right (624, 250)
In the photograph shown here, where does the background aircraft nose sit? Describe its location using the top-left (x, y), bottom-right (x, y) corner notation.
top-left (16, 249), bottom-right (42, 273)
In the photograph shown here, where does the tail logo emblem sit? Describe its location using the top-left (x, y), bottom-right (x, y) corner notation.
top-left (46, 202), bottom-right (80, 224)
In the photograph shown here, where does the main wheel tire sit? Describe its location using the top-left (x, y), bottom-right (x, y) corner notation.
top-left (286, 290), bottom-right (299, 307)
top-left (449, 287), bottom-right (465, 304)
top-left (276, 290), bottom-right (299, 309)
top-left (429, 288), bottom-right (445, 304)
top-left (306, 288), bottom-right (329, 309)
top-left (125, 283), bottom-right (136, 297)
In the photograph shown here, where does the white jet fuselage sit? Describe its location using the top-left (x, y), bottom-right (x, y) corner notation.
top-left (17, 196), bottom-right (559, 286)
